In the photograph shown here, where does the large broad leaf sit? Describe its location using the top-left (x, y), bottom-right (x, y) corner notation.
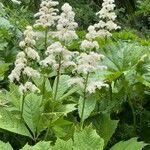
top-left (33, 77), bottom-right (52, 93)
top-left (91, 113), bottom-right (118, 147)
top-left (55, 103), bottom-right (77, 115)
top-left (110, 137), bottom-right (147, 150)
top-left (52, 139), bottom-right (73, 150)
top-left (78, 95), bottom-right (96, 122)
top-left (0, 17), bottom-right (13, 29)
top-left (52, 117), bottom-right (74, 139)
top-left (21, 141), bottom-right (51, 150)
top-left (23, 93), bottom-right (43, 136)
top-left (0, 62), bottom-right (10, 79)
top-left (59, 86), bottom-right (79, 101)
top-left (0, 141), bottom-right (13, 150)
top-left (73, 126), bottom-right (104, 150)
top-left (52, 75), bottom-right (71, 100)
top-left (5, 83), bottom-right (22, 110)
top-left (103, 42), bottom-right (146, 72)
top-left (0, 108), bottom-right (31, 137)
top-left (52, 126), bottom-right (104, 150)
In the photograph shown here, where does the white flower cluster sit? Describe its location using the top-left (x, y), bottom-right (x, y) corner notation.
top-left (19, 82), bottom-right (40, 94)
top-left (54, 3), bottom-right (78, 42)
top-left (75, 52), bottom-right (106, 75)
top-left (34, 0), bottom-right (59, 28)
top-left (80, 40), bottom-right (99, 51)
top-left (19, 26), bottom-right (40, 61)
top-left (80, 26), bottom-right (99, 51)
top-left (86, 81), bottom-right (109, 94)
top-left (68, 77), bottom-right (84, 88)
top-left (80, 0), bottom-right (120, 50)
top-left (68, 52), bottom-right (108, 94)
top-left (8, 26), bottom-right (40, 94)
top-left (89, 0), bottom-right (120, 39)
top-left (8, 52), bottom-right (27, 82)
top-left (40, 41), bottom-right (76, 69)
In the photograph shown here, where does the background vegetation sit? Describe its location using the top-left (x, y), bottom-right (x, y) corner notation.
top-left (0, 0), bottom-right (149, 149)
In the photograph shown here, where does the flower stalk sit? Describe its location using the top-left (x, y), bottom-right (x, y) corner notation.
top-left (80, 72), bottom-right (89, 130)
top-left (54, 55), bottom-right (62, 101)
top-left (21, 94), bottom-right (26, 119)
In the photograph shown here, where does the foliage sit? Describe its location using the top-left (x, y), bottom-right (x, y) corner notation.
top-left (0, 0), bottom-right (149, 150)
top-left (110, 137), bottom-right (147, 150)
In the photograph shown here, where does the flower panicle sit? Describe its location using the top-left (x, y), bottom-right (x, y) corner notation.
top-left (8, 26), bottom-right (40, 94)
top-left (34, 0), bottom-right (59, 28)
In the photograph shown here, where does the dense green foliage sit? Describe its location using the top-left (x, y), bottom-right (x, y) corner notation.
top-left (0, 0), bottom-right (149, 150)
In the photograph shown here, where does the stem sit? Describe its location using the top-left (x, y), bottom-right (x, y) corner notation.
top-left (54, 58), bottom-right (62, 101)
top-left (21, 94), bottom-right (25, 119)
top-left (44, 57), bottom-right (62, 140)
top-left (128, 97), bottom-right (136, 132)
top-left (109, 83), bottom-right (112, 101)
top-left (44, 28), bottom-right (48, 52)
top-left (80, 73), bottom-right (89, 130)
top-left (42, 28), bottom-right (48, 101)
top-left (42, 76), bottom-right (46, 101)
top-left (44, 127), bottom-right (50, 141)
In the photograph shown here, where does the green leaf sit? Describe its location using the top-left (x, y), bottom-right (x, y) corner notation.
top-left (0, 17), bottom-right (13, 29)
top-left (78, 95), bottom-right (96, 122)
top-left (110, 137), bottom-right (147, 150)
top-left (23, 93), bottom-right (42, 136)
top-left (73, 126), bottom-right (104, 150)
top-left (52, 126), bottom-right (104, 150)
top-left (91, 113), bottom-right (118, 147)
top-left (55, 103), bottom-right (77, 115)
top-left (106, 71), bottom-right (123, 82)
top-left (6, 83), bottom-right (21, 110)
top-left (0, 141), bottom-right (13, 150)
top-left (53, 75), bottom-right (71, 100)
top-left (0, 62), bottom-right (10, 79)
top-left (103, 42), bottom-right (146, 72)
top-left (59, 86), bottom-right (79, 101)
top-left (52, 139), bottom-right (73, 150)
top-left (0, 108), bottom-right (31, 137)
top-left (21, 141), bottom-right (51, 150)
top-left (33, 77), bottom-right (52, 93)
top-left (52, 117), bottom-right (74, 138)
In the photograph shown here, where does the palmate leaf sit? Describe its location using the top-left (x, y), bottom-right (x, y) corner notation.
top-left (0, 141), bottom-right (13, 150)
top-left (103, 42), bottom-right (146, 72)
top-left (23, 93), bottom-right (43, 136)
top-left (0, 17), bottom-right (13, 29)
top-left (78, 95), bottom-right (96, 122)
top-left (53, 126), bottom-right (104, 150)
top-left (0, 108), bottom-right (31, 137)
top-left (21, 141), bottom-right (51, 150)
top-left (52, 139), bottom-right (73, 150)
top-left (90, 113), bottom-right (118, 147)
top-left (73, 126), bottom-right (104, 150)
top-left (110, 137), bottom-right (147, 150)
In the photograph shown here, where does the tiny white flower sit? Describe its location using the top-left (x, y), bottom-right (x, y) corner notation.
top-left (87, 81), bottom-right (109, 94)
top-left (68, 77), bottom-right (84, 87)
top-left (25, 47), bottom-right (40, 61)
top-left (23, 66), bottom-right (40, 78)
top-left (19, 82), bottom-right (40, 94)
top-left (80, 40), bottom-right (99, 51)
top-left (19, 41), bottom-right (26, 48)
